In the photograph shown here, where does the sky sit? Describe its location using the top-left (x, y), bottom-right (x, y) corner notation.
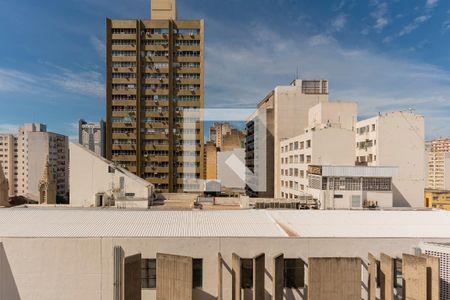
top-left (0, 0), bottom-right (449, 140)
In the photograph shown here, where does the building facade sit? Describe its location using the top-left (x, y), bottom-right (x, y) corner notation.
top-left (279, 102), bottom-right (357, 199)
top-left (245, 80), bottom-right (329, 198)
top-left (427, 152), bottom-right (450, 190)
top-left (0, 124), bottom-right (69, 201)
top-left (70, 143), bottom-right (154, 208)
top-left (204, 141), bottom-right (217, 180)
top-left (209, 122), bottom-right (231, 150)
top-left (425, 189), bottom-right (450, 210)
top-left (356, 111), bottom-right (425, 207)
top-left (106, 0), bottom-right (204, 193)
top-left (79, 119), bottom-right (106, 157)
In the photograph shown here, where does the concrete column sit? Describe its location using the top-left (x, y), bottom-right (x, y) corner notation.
top-left (403, 254), bottom-right (427, 300)
top-left (421, 255), bottom-right (440, 300)
top-left (308, 257), bottom-right (361, 300)
top-left (124, 253), bottom-right (141, 300)
top-left (218, 253), bottom-right (223, 300)
top-left (368, 253), bottom-right (377, 300)
top-left (273, 254), bottom-right (284, 300)
top-left (232, 253), bottom-right (242, 300)
top-left (156, 253), bottom-right (193, 300)
top-left (253, 254), bottom-right (265, 300)
top-left (380, 253), bottom-right (394, 300)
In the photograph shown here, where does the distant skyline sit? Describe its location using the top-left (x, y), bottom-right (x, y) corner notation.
top-left (0, 0), bottom-right (449, 139)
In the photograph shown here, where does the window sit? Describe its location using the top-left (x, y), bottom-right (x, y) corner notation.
top-left (334, 194), bottom-right (343, 199)
top-left (193, 259), bottom-right (203, 288)
top-left (141, 259), bottom-right (156, 289)
top-left (284, 259), bottom-right (305, 288)
top-left (394, 259), bottom-right (402, 288)
top-left (241, 259), bottom-right (253, 289)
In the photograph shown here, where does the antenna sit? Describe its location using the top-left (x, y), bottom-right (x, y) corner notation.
top-left (296, 65), bottom-right (299, 79)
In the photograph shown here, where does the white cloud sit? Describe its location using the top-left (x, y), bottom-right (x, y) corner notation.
top-left (0, 65), bottom-right (104, 98)
top-left (90, 36), bottom-right (105, 58)
top-left (444, 20), bottom-right (450, 30)
top-left (332, 14), bottom-right (348, 32)
top-left (399, 15), bottom-right (431, 36)
top-left (371, 2), bottom-right (389, 31)
top-left (204, 24), bottom-right (450, 138)
top-left (308, 34), bottom-right (334, 47)
top-left (426, 0), bottom-right (439, 9)
top-left (0, 124), bottom-right (20, 134)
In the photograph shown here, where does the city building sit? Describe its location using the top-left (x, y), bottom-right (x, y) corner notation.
top-left (0, 161), bottom-right (9, 207)
top-left (221, 128), bottom-right (245, 151)
top-left (245, 79), bottom-right (329, 198)
top-left (79, 119), bottom-right (106, 157)
top-left (204, 141), bottom-right (217, 180)
top-left (209, 122), bottom-right (231, 150)
top-left (427, 138), bottom-right (450, 153)
top-left (307, 165), bottom-right (398, 209)
top-left (70, 142), bottom-right (154, 208)
top-left (106, 0), bottom-right (204, 193)
top-left (356, 111), bottom-right (425, 207)
top-left (420, 242), bottom-right (450, 299)
top-left (279, 101), bottom-right (358, 199)
top-left (0, 123), bottom-right (69, 201)
top-left (427, 151), bottom-right (450, 190)
top-left (425, 189), bottom-right (450, 210)
top-left (0, 209), bottom-right (449, 299)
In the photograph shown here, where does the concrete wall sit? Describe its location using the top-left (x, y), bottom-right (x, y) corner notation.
top-left (314, 190), bottom-right (393, 209)
top-left (70, 143), bottom-right (153, 207)
top-left (308, 102), bottom-right (357, 131)
top-left (0, 236), bottom-right (448, 300)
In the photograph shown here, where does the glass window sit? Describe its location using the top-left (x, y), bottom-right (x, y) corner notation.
top-left (241, 259), bottom-right (253, 289)
top-left (284, 259), bottom-right (305, 288)
top-left (141, 259), bottom-right (156, 289)
top-left (193, 259), bottom-right (203, 288)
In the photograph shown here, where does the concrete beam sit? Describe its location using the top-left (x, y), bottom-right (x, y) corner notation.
top-left (218, 253), bottom-right (223, 300)
top-left (124, 253), bottom-right (141, 300)
top-left (422, 255), bottom-right (440, 300)
top-left (273, 254), bottom-right (284, 300)
top-left (253, 253), bottom-right (265, 300)
top-left (403, 254), bottom-right (427, 300)
top-left (156, 253), bottom-right (193, 300)
top-left (368, 253), bottom-right (377, 300)
top-left (380, 253), bottom-right (394, 300)
top-left (232, 253), bottom-right (241, 300)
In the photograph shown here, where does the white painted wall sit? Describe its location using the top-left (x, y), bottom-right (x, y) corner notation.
top-left (69, 143), bottom-right (153, 207)
top-left (217, 149), bottom-right (245, 189)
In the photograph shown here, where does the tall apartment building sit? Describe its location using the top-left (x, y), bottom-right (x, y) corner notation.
top-left (427, 138), bottom-right (450, 152)
top-left (245, 79), bottom-right (329, 197)
top-left (356, 111), bottom-right (425, 207)
top-left (279, 102), bottom-right (357, 199)
top-left (204, 141), bottom-right (217, 180)
top-left (79, 119), bottom-right (106, 157)
top-left (0, 123), bottom-right (69, 201)
top-left (209, 122), bottom-right (231, 150)
top-left (106, 0), bottom-right (204, 193)
top-left (427, 152), bottom-right (450, 190)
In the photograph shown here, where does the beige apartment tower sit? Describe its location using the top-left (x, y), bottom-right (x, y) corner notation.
top-left (106, 0), bottom-right (204, 193)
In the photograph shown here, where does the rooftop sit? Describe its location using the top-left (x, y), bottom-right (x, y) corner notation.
top-left (0, 208), bottom-right (449, 238)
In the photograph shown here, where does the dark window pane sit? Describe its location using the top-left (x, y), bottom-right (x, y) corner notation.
top-left (141, 259), bottom-right (156, 289)
top-left (241, 259), bottom-right (253, 289)
top-left (284, 259), bottom-right (305, 288)
top-left (193, 259), bottom-right (203, 288)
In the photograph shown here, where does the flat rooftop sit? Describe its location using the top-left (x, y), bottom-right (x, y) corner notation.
top-left (0, 208), bottom-right (449, 238)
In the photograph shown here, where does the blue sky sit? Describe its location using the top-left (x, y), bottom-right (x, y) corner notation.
top-left (0, 0), bottom-right (449, 139)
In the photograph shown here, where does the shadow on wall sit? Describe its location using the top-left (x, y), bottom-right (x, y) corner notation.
top-left (392, 184), bottom-right (411, 207)
top-left (0, 243), bottom-right (21, 300)
top-left (192, 288), bottom-right (216, 300)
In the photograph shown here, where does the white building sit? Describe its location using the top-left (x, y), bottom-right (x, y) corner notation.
top-left (0, 208), bottom-right (449, 300)
top-left (427, 152), bottom-right (450, 190)
top-left (69, 142), bottom-right (154, 208)
top-left (0, 124), bottom-right (68, 201)
top-left (279, 102), bottom-right (357, 199)
top-left (420, 242), bottom-right (450, 299)
top-left (356, 111), bottom-right (425, 207)
top-left (246, 79), bottom-right (330, 198)
top-left (307, 165), bottom-right (398, 209)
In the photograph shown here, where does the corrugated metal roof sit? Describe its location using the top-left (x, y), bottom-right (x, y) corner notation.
top-left (320, 166), bottom-right (399, 177)
top-left (0, 208), bottom-right (449, 238)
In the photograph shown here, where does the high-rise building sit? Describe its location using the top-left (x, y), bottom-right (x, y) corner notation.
top-left (245, 79), bottom-right (329, 198)
top-left (427, 152), bottom-right (450, 190)
top-left (0, 123), bottom-right (69, 201)
top-left (106, 0), bottom-right (204, 193)
top-left (79, 119), bottom-right (106, 157)
top-left (204, 141), bottom-right (217, 180)
top-left (355, 111), bottom-right (425, 207)
top-left (427, 138), bottom-right (450, 153)
top-left (209, 122), bottom-right (231, 150)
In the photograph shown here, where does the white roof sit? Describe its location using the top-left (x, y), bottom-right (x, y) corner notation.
top-left (0, 208), bottom-right (449, 238)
